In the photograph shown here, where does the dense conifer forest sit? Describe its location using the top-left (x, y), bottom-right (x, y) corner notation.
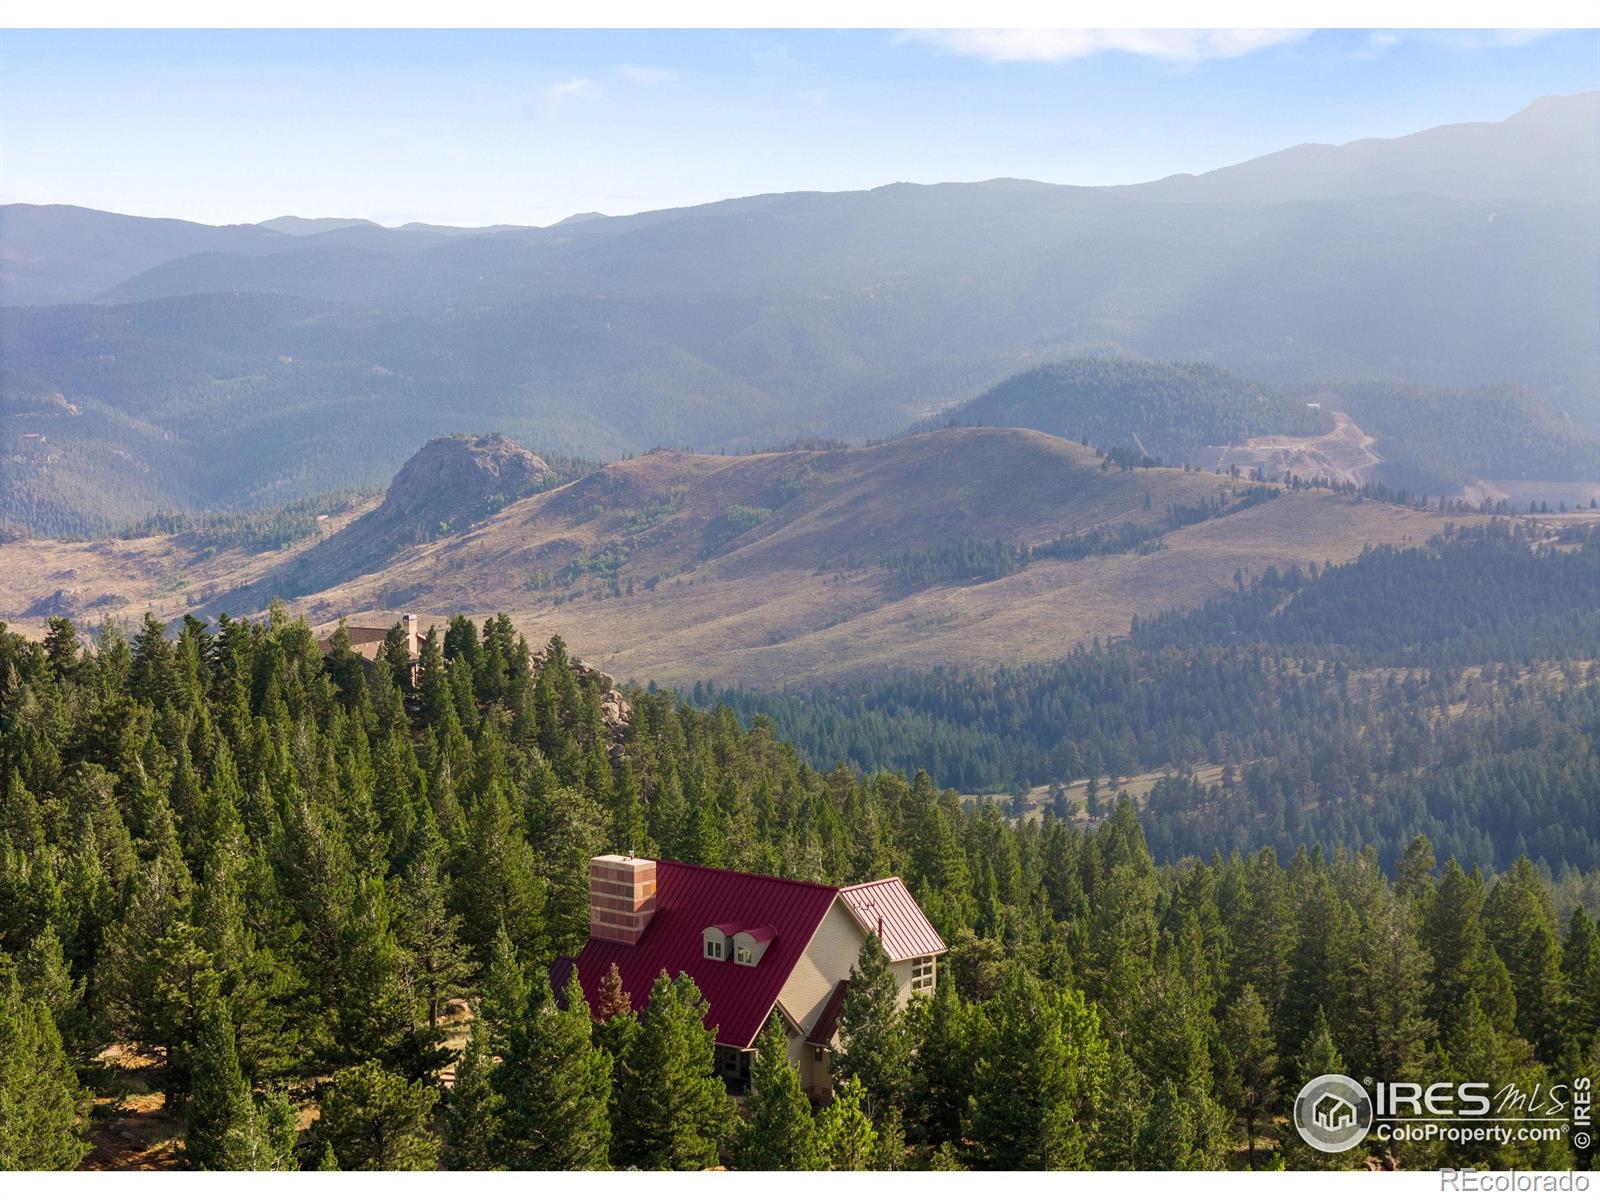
top-left (0, 591), bottom-right (1596, 1170)
top-left (707, 526), bottom-right (1600, 874)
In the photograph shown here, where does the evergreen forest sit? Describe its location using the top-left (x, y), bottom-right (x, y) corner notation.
top-left (0, 593), bottom-right (1596, 1170)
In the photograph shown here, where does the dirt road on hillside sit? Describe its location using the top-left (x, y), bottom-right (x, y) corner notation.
top-left (1199, 410), bottom-right (1381, 485)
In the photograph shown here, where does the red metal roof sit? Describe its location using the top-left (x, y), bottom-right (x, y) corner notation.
top-left (838, 877), bottom-right (948, 961)
top-left (807, 979), bottom-right (849, 1047)
top-left (569, 860), bottom-right (839, 1050)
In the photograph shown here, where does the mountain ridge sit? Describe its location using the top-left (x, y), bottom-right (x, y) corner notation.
top-left (2, 93), bottom-right (1596, 534)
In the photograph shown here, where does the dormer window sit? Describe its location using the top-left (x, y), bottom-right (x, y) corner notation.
top-left (732, 926), bottom-right (775, 967)
top-left (702, 924), bottom-right (737, 962)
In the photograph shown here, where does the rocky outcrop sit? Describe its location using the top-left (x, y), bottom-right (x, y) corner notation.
top-left (377, 433), bottom-right (552, 535)
top-left (530, 643), bottom-right (634, 750)
top-left (236, 434), bottom-right (553, 605)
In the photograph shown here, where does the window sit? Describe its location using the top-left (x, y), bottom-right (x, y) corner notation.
top-left (735, 945), bottom-right (754, 965)
top-left (911, 956), bottom-right (935, 992)
top-left (705, 938), bottom-right (724, 960)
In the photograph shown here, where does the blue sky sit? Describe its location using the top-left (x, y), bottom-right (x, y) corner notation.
top-left (2, 28), bottom-right (1596, 226)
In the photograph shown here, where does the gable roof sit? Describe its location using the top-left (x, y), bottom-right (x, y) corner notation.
top-left (837, 877), bottom-right (948, 961)
top-left (807, 979), bottom-right (849, 1047)
top-left (568, 860), bottom-right (839, 1050)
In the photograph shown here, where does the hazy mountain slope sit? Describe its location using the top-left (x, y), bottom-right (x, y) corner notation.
top-left (931, 359), bottom-right (1334, 463)
top-left (933, 358), bottom-right (1600, 494)
top-left (1127, 91), bottom-right (1600, 204)
top-left (258, 215), bottom-right (382, 236)
top-left (1334, 381), bottom-right (1600, 494)
top-left (0, 204), bottom-right (290, 305)
top-left (3, 96), bottom-right (1596, 534)
top-left (0, 291), bottom-right (795, 533)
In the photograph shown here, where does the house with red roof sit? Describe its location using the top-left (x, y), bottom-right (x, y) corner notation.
top-left (561, 854), bottom-right (946, 1098)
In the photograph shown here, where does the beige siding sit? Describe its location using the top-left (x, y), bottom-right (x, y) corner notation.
top-left (778, 898), bottom-right (865, 1037)
top-left (891, 954), bottom-right (939, 1003)
top-left (891, 959), bottom-right (915, 1004)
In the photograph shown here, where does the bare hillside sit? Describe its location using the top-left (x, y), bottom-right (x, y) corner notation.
top-left (0, 426), bottom-right (1487, 686)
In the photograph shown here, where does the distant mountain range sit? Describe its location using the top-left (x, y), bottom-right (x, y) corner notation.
top-left (1, 92), bottom-right (1595, 534)
top-left (1121, 92), bottom-right (1600, 205)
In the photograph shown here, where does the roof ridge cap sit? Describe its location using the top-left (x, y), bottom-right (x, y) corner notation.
top-left (840, 875), bottom-right (905, 890)
top-left (656, 858), bottom-right (842, 892)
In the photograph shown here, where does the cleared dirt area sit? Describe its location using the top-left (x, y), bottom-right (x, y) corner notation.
top-left (1198, 410), bottom-right (1382, 486)
top-left (970, 763), bottom-right (1227, 825)
top-left (80, 1046), bottom-right (182, 1171)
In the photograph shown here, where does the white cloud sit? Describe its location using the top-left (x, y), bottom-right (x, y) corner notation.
top-left (1350, 30), bottom-right (1403, 60)
top-left (538, 77), bottom-right (600, 108)
top-left (620, 64), bottom-right (676, 86)
top-left (899, 28), bottom-right (1309, 64)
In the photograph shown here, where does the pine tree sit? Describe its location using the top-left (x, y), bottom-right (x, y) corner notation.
top-left (392, 827), bottom-right (468, 1032)
top-left (964, 964), bottom-right (1101, 1169)
top-left (1487, 857), bottom-right (1569, 1061)
top-left (872, 1106), bottom-right (906, 1171)
top-left (1422, 859), bottom-right (1494, 1038)
top-left (334, 876), bottom-right (414, 1067)
top-left (494, 970), bottom-right (611, 1169)
top-left (816, 1076), bottom-right (877, 1170)
top-left (594, 961), bottom-right (631, 1023)
top-left (251, 1088), bottom-right (302, 1170)
top-left (908, 968), bottom-right (971, 1147)
top-left (453, 779), bottom-right (545, 966)
top-left (738, 1013), bottom-right (819, 1170)
top-left (442, 1019), bottom-right (501, 1170)
top-left (1220, 984), bottom-right (1278, 1169)
top-left (613, 971), bottom-right (734, 1169)
top-left (1561, 907), bottom-right (1600, 1049)
top-left (185, 996), bottom-right (254, 1169)
top-left (312, 1061), bottom-right (438, 1170)
top-left (0, 964), bottom-right (89, 1170)
top-left (1281, 1009), bottom-right (1365, 1171)
top-left (477, 922), bottom-right (529, 1048)
top-left (833, 932), bottom-right (910, 1116)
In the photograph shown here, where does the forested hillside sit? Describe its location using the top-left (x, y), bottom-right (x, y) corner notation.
top-left (1334, 381), bottom-right (1600, 496)
top-left (930, 358), bottom-right (1333, 465)
top-left (705, 524), bottom-right (1600, 873)
top-left (1, 607), bottom-right (1595, 1170)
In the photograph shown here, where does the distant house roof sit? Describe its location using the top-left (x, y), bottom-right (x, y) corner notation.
top-left (807, 979), bottom-right (849, 1047)
top-left (567, 860), bottom-right (840, 1050)
top-left (838, 878), bottom-right (948, 961)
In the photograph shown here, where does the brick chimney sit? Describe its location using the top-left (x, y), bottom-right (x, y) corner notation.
top-left (589, 855), bottom-right (657, 945)
top-left (403, 613), bottom-right (419, 657)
